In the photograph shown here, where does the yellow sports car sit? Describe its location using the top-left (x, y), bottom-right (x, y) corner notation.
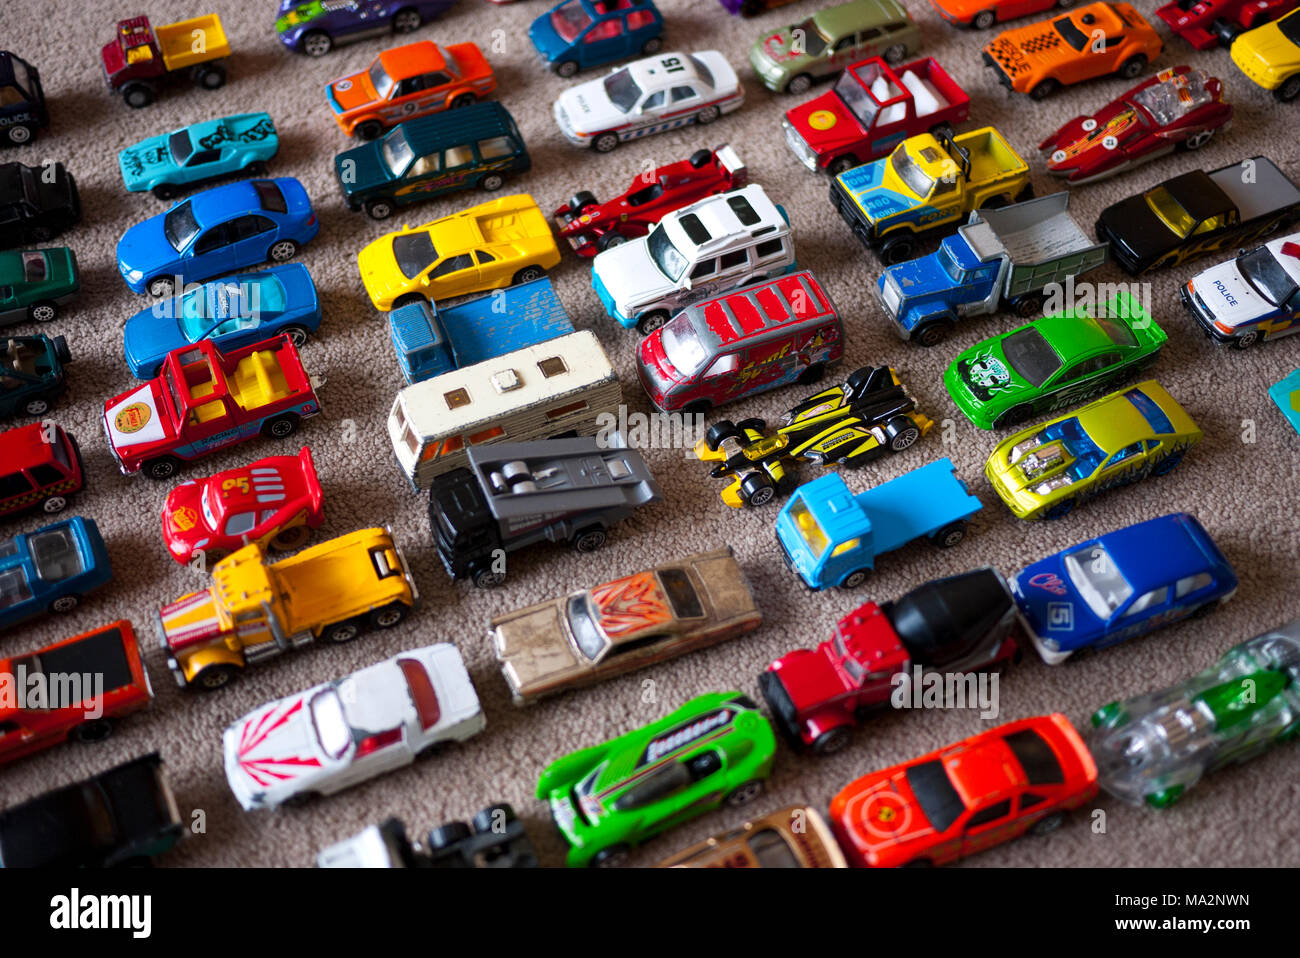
top-left (1231, 8), bottom-right (1300, 101)
top-left (985, 380), bottom-right (1201, 521)
top-left (357, 193), bottom-right (562, 310)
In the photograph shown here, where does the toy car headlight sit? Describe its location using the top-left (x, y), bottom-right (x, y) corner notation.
top-left (122, 265), bottom-right (143, 283)
top-left (1041, 637), bottom-right (1060, 652)
top-left (1032, 476), bottom-right (1074, 496)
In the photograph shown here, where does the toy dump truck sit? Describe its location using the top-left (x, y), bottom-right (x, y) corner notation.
top-left (878, 192), bottom-right (1109, 346)
top-left (101, 14), bottom-right (230, 108)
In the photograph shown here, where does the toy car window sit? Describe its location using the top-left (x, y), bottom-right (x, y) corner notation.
top-left (444, 145), bottom-right (475, 169)
top-left (20, 251), bottom-right (46, 282)
top-left (658, 569), bottom-right (704, 619)
top-left (193, 226), bottom-right (229, 255)
top-left (755, 238), bottom-right (786, 261)
top-left (397, 658), bottom-right (442, 730)
top-left (670, 85), bottom-right (697, 103)
top-left (1132, 73), bottom-right (1211, 126)
top-left (627, 9), bottom-right (656, 29)
top-left (648, 223), bottom-right (689, 280)
top-left (966, 799), bottom-right (1011, 829)
top-left (628, 179), bottom-right (665, 206)
top-left (1193, 214), bottom-right (1226, 236)
top-left (1000, 327), bottom-right (1060, 388)
top-left (835, 71), bottom-right (878, 126)
top-left (1126, 587), bottom-right (1169, 617)
top-left (1175, 572), bottom-right (1213, 598)
top-left (381, 127), bottom-right (415, 175)
top-left (720, 250), bottom-right (748, 270)
top-left (0, 567), bottom-right (31, 610)
top-left (189, 149), bottom-right (221, 167)
top-left (643, 90), bottom-right (665, 110)
top-left (478, 136), bottom-right (516, 160)
top-left (748, 829), bottom-right (799, 868)
top-left (0, 538), bottom-right (16, 559)
top-left (1123, 388), bottom-right (1175, 434)
top-left (1144, 188), bottom-right (1196, 240)
top-left (475, 249), bottom-right (496, 264)
top-left (235, 215), bottom-right (276, 240)
top-left (163, 202), bottom-right (201, 252)
top-left (0, 471), bottom-right (33, 498)
top-left (568, 594), bottom-right (610, 661)
top-left (705, 353), bottom-right (740, 378)
top-left (29, 528), bottom-right (81, 582)
top-left (1094, 317), bottom-right (1138, 347)
top-left (602, 68), bottom-right (642, 113)
top-left (1053, 16), bottom-right (1090, 51)
top-left (905, 760), bottom-right (964, 832)
top-left (224, 511), bottom-right (258, 536)
top-left (252, 180), bottom-right (287, 214)
top-left (311, 689), bottom-right (352, 760)
top-left (552, 0), bottom-right (594, 43)
top-left (660, 313), bottom-right (708, 374)
top-left (393, 232), bottom-right (439, 279)
top-left (1282, 8), bottom-right (1300, 43)
top-left (368, 59), bottom-right (396, 100)
top-left (791, 19), bottom-right (830, 56)
top-left (585, 19), bottom-right (623, 42)
top-left (1021, 792), bottom-right (1047, 810)
top-left (687, 54), bottom-right (715, 90)
top-left (787, 498), bottom-right (829, 557)
top-left (431, 254), bottom-right (473, 278)
top-left (1237, 244), bottom-right (1297, 306)
top-left (409, 152), bottom-right (441, 178)
top-left (168, 130), bottom-right (194, 167)
top-left (427, 71), bottom-right (453, 88)
top-left (28, 463), bottom-right (63, 487)
top-left (889, 145), bottom-right (933, 198)
top-left (1063, 543), bottom-right (1133, 619)
top-left (690, 259), bottom-right (716, 279)
top-left (1004, 729), bottom-right (1065, 785)
top-left (834, 35), bottom-right (857, 52)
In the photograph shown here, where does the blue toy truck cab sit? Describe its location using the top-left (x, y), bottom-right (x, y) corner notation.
top-left (0, 52), bottom-right (47, 147)
top-left (776, 457), bottom-right (982, 590)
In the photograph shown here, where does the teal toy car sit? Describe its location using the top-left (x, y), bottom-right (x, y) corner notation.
top-left (119, 113), bottom-right (278, 200)
top-left (538, 691), bottom-right (776, 867)
top-left (0, 247), bottom-right (78, 326)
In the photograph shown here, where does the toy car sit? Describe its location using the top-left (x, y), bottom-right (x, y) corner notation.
top-left (0, 161), bottom-right (79, 248)
top-left (1231, 7), bottom-right (1300, 100)
top-left (318, 806), bottom-right (539, 868)
top-left (829, 714), bottom-right (1097, 867)
top-left (719, 0), bottom-right (808, 14)
top-left (0, 517), bottom-right (111, 631)
top-left (531, 0), bottom-right (665, 77)
top-left (1156, 0), bottom-right (1299, 49)
top-left (1270, 367), bottom-right (1300, 433)
top-left (0, 752), bottom-right (183, 867)
top-left (1013, 512), bottom-right (1236, 665)
top-left (116, 178), bottom-right (319, 298)
top-left (223, 643), bottom-right (484, 809)
top-left (783, 56), bottom-right (971, 175)
top-left (1039, 67), bottom-right (1232, 186)
top-left (0, 52), bottom-right (48, 146)
top-left (1090, 623), bottom-right (1300, 808)
top-left (985, 380), bottom-right (1201, 521)
top-left (591, 184), bottom-right (795, 333)
top-left (491, 547), bottom-right (761, 704)
top-left (553, 51), bottom-right (743, 153)
top-left (1181, 231), bottom-right (1300, 348)
top-left (327, 40), bottom-right (496, 140)
top-left (0, 334), bottom-right (70, 419)
top-left (761, 568), bottom-right (1020, 754)
top-left (161, 446), bottom-right (324, 566)
top-left (538, 691), bottom-right (776, 867)
top-left (101, 14), bottom-right (230, 108)
top-left (944, 291), bottom-right (1166, 431)
top-left (659, 805), bottom-right (847, 867)
top-left (119, 113), bottom-right (279, 200)
top-left (103, 335), bottom-right (321, 480)
top-left (276, 0), bottom-right (457, 57)
top-left (0, 247), bottom-right (79, 326)
top-left (336, 102), bottom-right (529, 220)
top-left (749, 0), bottom-right (922, 94)
top-left (928, 0), bottom-right (1060, 29)
top-left (0, 422), bottom-right (84, 519)
top-left (982, 2), bottom-right (1163, 100)
top-left (554, 145), bottom-right (746, 256)
top-left (695, 366), bottom-right (932, 508)
top-left (0, 620), bottom-right (152, 767)
top-left (358, 193), bottom-right (561, 310)
top-left (122, 263), bottom-right (321, 379)
top-left (1095, 155), bottom-right (1300, 275)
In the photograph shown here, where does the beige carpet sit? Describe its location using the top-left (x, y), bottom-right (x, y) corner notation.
top-left (2, 0), bottom-right (1298, 868)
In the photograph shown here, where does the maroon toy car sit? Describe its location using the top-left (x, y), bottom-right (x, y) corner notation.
top-left (553, 145), bottom-right (746, 256)
top-left (1156, 0), bottom-right (1299, 49)
top-left (100, 14), bottom-right (231, 108)
top-left (1039, 66), bottom-right (1232, 185)
top-left (759, 568), bottom-right (1020, 755)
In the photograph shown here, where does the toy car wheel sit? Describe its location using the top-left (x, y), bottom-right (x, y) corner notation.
top-left (1231, 330), bottom-right (1259, 349)
top-left (840, 569), bottom-right (870, 589)
top-left (641, 36), bottom-right (664, 55)
top-left (879, 235), bottom-right (916, 265)
top-left (913, 320), bottom-right (949, 347)
top-left (1030, 812), bottom-right (1066, 836)
top-left (736, 417), bottom-right (766, 433)
top-left (740, 474), bottom-right (776, 507)
top-left (268, 239), bottom-right (300, 263)
top-left (72, 718), bottom-right (114, 744)
top-left (512, 266), bottom-right (546, 285)
top-left (828, 154), bottom-right (859, 176)
top-left (392, 292), bottom-right (428, 309)
top-left (696, 105), bottom-right (721, 125)
top-left (322, 619), bottom-right (362, 643)
top-left (636, 310), bottom-right (670, 335)
top-left (5, 124), bottom-right (33, 145)
top-left (262, 413), bottom-right (300, 439)
top-left (122, 82), bottom-right (156, 108)
top-left (151, 183), bottom-right (179, 201)
top-left (27, 300), bottom-right (56, 323)
top-left (689, 149), bottom-right (712, 168)
top-left (147, 276), bottom-right (175, 299)
top-left (885, 417), bottom-right (921, 451)
top-left (883, 44), bottom-right (907, 65)
top-left (812, 726), bottom-right (851, 756)
top-left (554, 60), bottom-right (580, 78)
top-left (795, 362), bottom-right (825, 386)
top-left (195, 64), bottom-right (227, 90)
top-left (472, 567), bottom-right (507, 588)
top-left (369, 603), bottom-right (408, 630)
top-left (1276, 75), bottom-right (1300, 102)
top-left (724, 780), bottom-right (765, 808)
top-left (591, 844), bottom-right (631, 868)
top-left (41, 494), bottom-right (68, 514)
top-left (1151, 452), bottom-right (1183, 476)
top-left (480, 172), bottom-right (505, 192)
top-left (301, 30), bottom-right (333, 57)
top-left (280, 324), bottom-right (310, 347)
top-left (269, 524), bottom-right (310, 551)
top-left (1213, 19), bottom-right (1242, 45)
top-left (596, 232), bottom-right (627, 251)
top-left (593, 132), bottom-right (621, 153)
top-left (1029, 78), bottom-right (1060, 101)
top-left (192, 664), bottom-right (239, 691)
top-left (430, 821), bottom-right (472, 849)
top-left (568, 190), bottom-right (598, 212)
top-left (49, 593), bottom-right (77, 613)
top-left (1013, 293), bottom-right (1044, 318)
top-left (785, 73), bottom-right (814, 95)
top-left (392, 7), bottom-right (422, 32)
top-left (572, 526), bottom-right (608, 553)
top-left (142, 456), bottom-right (180, 480)
top-left (23, 397), bottom-right (50, 416)
top-left (705, 420), bottom-right (740, 451)
top-left (1179, 129), bottom-right (1215, 152)
top-left (1042, 498), bottom-right (1075, 520)
top-left (451, 93), bottom-right (476, 109)
top-left (356, 120), bottom-right (385, 141)
top-left (473, 803), bottom-right (517, 834)
top-left (1118, 55), bottom-right (1147, 80)
top-left (972, 9), bottom-right (997, 28)
top-left (933, 521), bottom-right (967, 548)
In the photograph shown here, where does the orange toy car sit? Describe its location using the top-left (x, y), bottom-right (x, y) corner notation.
top-left (982, 1), bottom-right (1162, 100)
top-left (327, 40), bottom-right (496, 139)
top-left (828, 713), bottom-right (1098, 867)
top-left (930, 0), bottom-right (1058, 30)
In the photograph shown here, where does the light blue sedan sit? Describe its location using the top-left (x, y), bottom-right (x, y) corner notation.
top-left (119, 113), bottom-right (279, 200)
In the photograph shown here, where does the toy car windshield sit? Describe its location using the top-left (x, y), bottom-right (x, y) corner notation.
top-left (21, 251), bottom-right (46, 282)
top-left (660, 315), bottom-right (709, 374)
top-left (0, 567), bottom-right (30, 610)
top-left (1062, 543), bottom-right (1133, 617)
top-left (1132, 71), bottom-right (1212, 126)
top-left (30, 528), bottom-right (83, 582)
top-left (1002, 327), bottom-right (1061, 387)
top-left (1238, 245), bottom-right (1299, 306)
top-left (604, 69), bottom-right (642, 113)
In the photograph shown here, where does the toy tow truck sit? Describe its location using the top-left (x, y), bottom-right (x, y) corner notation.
top-left (830, 126), bottom-right (1031, 265)
top-left (0, 52), bottom-right (48, 146)
top-left (101, 14), bottom-right (230, 109)
top-left (776, 457), bottom-right (982, 590)
top-left (695, 365), bottom-right (934, 508)
top-left (158, 526), bottom-right (419, 691)
top-left (878, 192), bottom-right (1108, 346)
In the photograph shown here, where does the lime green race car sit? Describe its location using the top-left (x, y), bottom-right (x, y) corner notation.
top-left (538, 692), bottom-right (776, 867)
top-left (985, 379), bottom-right (1201, 520)
top-left (944, 293), bottom-right (1166, 431)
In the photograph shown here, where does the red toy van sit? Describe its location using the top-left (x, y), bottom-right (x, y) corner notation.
top-left (0, 422), bottom-right (84, 518)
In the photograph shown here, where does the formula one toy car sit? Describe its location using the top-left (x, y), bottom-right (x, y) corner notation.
top-left (694, 366), bottom-right (933, 508)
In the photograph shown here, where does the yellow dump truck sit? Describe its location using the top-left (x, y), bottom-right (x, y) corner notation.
top-left (101, 14), bottom-right (231, 108)
top-left (158, 526), bottom-right (419, 691)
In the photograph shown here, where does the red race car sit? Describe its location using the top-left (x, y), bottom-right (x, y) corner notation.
top-left (553, 145), bottom-right (746, 256)
top-left (1156, 0), bottom-right (1299, 49)
top-left (829, 714), bottom-right (1098, 868)
top-left (161, 446), bottom-right (325, 566)
top-left (1039, 66), bottom-right (1232, 185)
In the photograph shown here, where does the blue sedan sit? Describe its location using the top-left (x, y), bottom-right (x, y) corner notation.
top-left (530, 0), bottom-right (664, 77)
top-left (1012, 512), bottom-right (1237, 665)
top-left (116, 177), bottom-right (319, 298)
top-left (0, 517), bottom-right (112, 632)
top-left (122, 263), bottom-right (321, 379)
top-left (119, 113), bottom-right (279, 200)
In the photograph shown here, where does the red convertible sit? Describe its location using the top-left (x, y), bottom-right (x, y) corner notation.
top-left (1156, 0), bottom-right (1299, 49)
top-left (553, 145), bottom-right (746, 256)
top-left (1039, 67), bottom-right (1232, 185)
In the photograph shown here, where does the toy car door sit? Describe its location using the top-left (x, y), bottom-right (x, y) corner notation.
top-left (190, 221), bottom-right (237, 276)
top-left (578, 16), bottom-right (627, 67)
top-left (712, 248), bottom-right (752, 291)
top-left (426, 252), bottom-right (477, 298)
top-left (1105, 583), bottom-right (1174, 646)
top-left (697, 350), bottom-right (742, 405)
top-left (226, 214), bottom-right (280, 267)
top-left (958, 796), bottom-right (1023, 857)
top-left (0, 468), bottom-right (36, 515)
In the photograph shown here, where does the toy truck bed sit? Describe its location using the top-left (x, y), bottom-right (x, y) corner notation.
top-left (271, 533), bottom-right (415, 633)
top-left (156, 15), bottom-right (229, 71)
top-left (860, 458), bottom-right (982, 553)
top-left (962, 193), bottom-right (1108, 299)
top-left (445, 280), bottom-right (571, 369)
top-left (1210, 158), bottom-right (1300, 220)
top-left (960, 128), bottom-right (1026, 187)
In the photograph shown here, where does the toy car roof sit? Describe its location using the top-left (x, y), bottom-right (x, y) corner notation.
top-left (689, 271), bottom-right (835, 348)
top-left (664, 184), bottom-right (785, 256)
top-left (0, 421), bottom-right (68, 471)
top-left (1204, 156), bottom-right (1300, 222)
top-left (377, 40), bottom-right (452, 78)
top-left (385, 101), bottom-right (518, 156)
top-left (817, 0), bottom-right (910, 31)
top-left (1064, 512), bottom-right (1229, 594)
top-left (626, 51), bottom-right (714, 89)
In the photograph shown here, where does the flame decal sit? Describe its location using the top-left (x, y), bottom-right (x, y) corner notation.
top-left (589, 572), bottom-right (673, 638)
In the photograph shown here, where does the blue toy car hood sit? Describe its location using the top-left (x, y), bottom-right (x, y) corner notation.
top-left (528, 11), bottom-right (565, 62)
top-left (1012, 553), bottom-right (1103, 652)
top-left (117, 214), bottom-right (179, 286)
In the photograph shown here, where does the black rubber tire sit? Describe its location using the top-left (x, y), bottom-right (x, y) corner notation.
top-left (1029, 79), bottom-right (1061, 101)
top-left (321, 619), bottom-right (362, 643)
top-left (368, 602), bottom-right (408, 630)
top-left (301, 31), bottom-right (332, 57)
top-left (933, 520), bottom-right (967, 548)
top-left (972, 9), bottom-right (997, 28)
top-left (261, 414), bottom-right (299, 439)
top-left (740, 474), bottom-right (776, 508)
top-left (840, 569), bottom-right (870, 589)
top-left (512, 266), bottom-right (545, 286)
top-left (705, 419), bottom-right (740, 451)
top-left (812, 726), bottom-right (851, 756)
top-left (1118, 55), bottom-right (1147, 80)
top-left (72, 719), bottom-right (114, 744)
top-left (192, 664), bottom-right (239, 692)
top-left (143, 456), bottom-right (180, 480)
top-left (636, 310), bottom-right (670, 335)
top-left (365, 197), bottom-right (396, 220)
top-left (148, 276), bottom-right (175, 299)
top-left (572, 526), bottom-right (607, 554)
top-left (356, 120), bottom-right (384, 141)
top-left (689, 149), bottom-right (712, 168)
top-left (392, 7), bottom-right (422, 33)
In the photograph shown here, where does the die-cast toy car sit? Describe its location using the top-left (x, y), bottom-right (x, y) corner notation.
top-left (119, 113), bottom-right (279, 200)
top-left (1231, 7), bottom-right (1300, 100)
top-left (0, 421), bottom-right (84, 519)
top-left (0, 247), bottom-right (78, 326)
top-left (0, 334), bottom-right (70, 419)
top-left (530, 0), bottom-right (665, 77)
top-left (1156, 0), bottom-right (1299, 49)
top-left (929, 0), bottom-right (1061, 29)
top-left (1181, 230), bottom-right (1300, 348)
top-left (0, 160), bottom-right (79, 248)
top-left (276, 0), bottom-right (458, 57)
top-left (0, 517), bottom-right (112, 632)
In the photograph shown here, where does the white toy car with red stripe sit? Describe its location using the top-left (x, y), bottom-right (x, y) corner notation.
top-left (553, 51), bottom-right (743, 153)
top-left (222, 643), bottom-right (483, 810)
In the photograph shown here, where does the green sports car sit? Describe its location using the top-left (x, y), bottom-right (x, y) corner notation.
top-left (944, 292), bottom-right (1166, 430)
top-left (538, 691), bottom-right (776, 867)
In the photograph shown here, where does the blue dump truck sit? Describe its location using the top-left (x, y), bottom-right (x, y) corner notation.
top-left (388, 277), bottom-right (573, 384)
top-left (776, 457), bottom-right (982, 591)
top-left (875, 192), bottom-right (1108, 347)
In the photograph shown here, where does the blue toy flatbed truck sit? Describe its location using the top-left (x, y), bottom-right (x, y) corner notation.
top-left (776, 456), bottom-right (982, 590)
top-left (388, 277), bottom-right (574, 384)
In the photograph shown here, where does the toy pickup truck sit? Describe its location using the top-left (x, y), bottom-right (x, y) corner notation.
top-left (784, 56), bottom-right (971, 176)
top-left (103, 335), bottom-right (321, 480)
top-left (830, 126), bottom-right (1031, 265)
top-left (776, 456), bottom-right (982, 591)
top-left (877, 192), bottom-right (1108, 346)
top-left (158, 526), bottom-right (419, 691)
top-left (389, 277), bottom-right (573, 385)
top-left (100, 14), bottom-right (230, 108)
top-left (760, 568), bottom-right (1020, 754)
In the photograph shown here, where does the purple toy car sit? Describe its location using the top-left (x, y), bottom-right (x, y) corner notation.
top-left (718, 0), bottom-right (804, 15)
top-left (275, 0), bottom-right (458, 57)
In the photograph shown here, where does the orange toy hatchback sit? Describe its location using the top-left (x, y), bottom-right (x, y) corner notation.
top-left (982, 2), bottom-right (1162, 99)
top-left (327, 40), bottom-right (496, 139)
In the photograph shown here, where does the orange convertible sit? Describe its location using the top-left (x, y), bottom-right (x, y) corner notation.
top-left (982, 2), bottom-right (1162, 100)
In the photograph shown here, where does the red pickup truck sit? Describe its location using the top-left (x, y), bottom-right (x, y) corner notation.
top-left (783, 56), bottom-right (970, 175)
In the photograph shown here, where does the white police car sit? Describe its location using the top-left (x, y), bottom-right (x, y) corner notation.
top-left (1183, 231), bottom-right (1300, 348)
top-left (553, 50), bottom-right (743, 153)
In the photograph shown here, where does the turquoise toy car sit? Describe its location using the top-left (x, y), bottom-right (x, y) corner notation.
top-left (119, 113), bottom-right (278, 200)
